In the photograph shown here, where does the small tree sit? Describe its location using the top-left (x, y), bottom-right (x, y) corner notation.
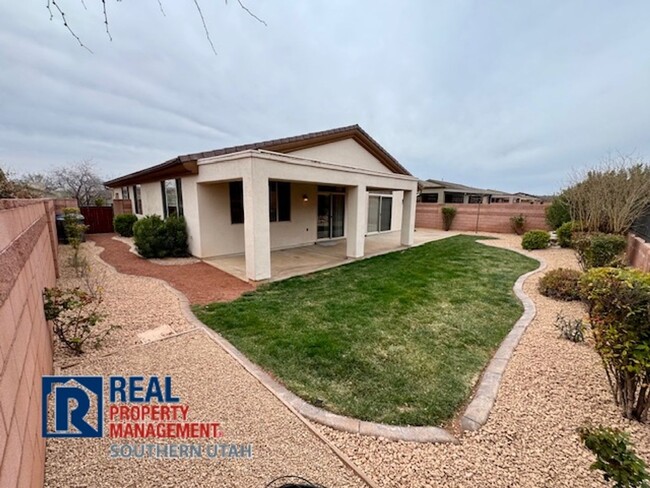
top-left (546, 194), bottom-right (571, 229)
top-left (580, 268), bottom-right (650, 421)
top-left (62, 207), bottom-right (88, 275)
top-left (441, 207), bottom-right (457, 231)
top-left (50, 160), bottom-right (109, 206)
top-left (564, 155), bottom-right (650, 234)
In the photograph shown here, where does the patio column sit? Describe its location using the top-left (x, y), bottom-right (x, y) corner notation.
top-left (401, 189), bottom-right (415, 246)
top-left (243, 173), bottom-right (271, 281)
top-left (346, 184), bottom-right (366, 258)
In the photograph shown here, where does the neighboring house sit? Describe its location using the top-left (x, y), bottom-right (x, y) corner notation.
top-left (105, 125), bottom-right (418, 281)
top-left (419, 179), bottom-right (541, 204)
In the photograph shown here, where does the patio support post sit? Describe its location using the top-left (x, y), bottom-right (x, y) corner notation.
top-left (401, 189), bottom-right (415, 246)
top-left (243, 172), bottom-right (271, 281)
top-left (346, 184), bottom-right (366, 258)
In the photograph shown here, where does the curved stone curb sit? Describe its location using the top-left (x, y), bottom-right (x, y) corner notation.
top-left (460, 246), bottom-right (546, 431)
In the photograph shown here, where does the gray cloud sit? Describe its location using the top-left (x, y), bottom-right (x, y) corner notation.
top-left (1, 0), bottom-right (649, 194)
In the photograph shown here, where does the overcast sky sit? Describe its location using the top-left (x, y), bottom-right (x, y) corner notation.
top-left (1, 1), bottom-right (649, 194)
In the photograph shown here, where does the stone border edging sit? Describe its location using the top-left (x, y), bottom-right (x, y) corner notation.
top-left (92, 236), bottom-right (546, 445)
top-left (460, 244), bottom-right (546, 431)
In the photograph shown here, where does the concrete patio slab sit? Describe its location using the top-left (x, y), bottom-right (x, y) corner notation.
top-left (204, 228), bottom-right (458, 282)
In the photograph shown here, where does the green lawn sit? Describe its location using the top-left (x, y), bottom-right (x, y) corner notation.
top-left (193, 235), bottom-right (538, 426)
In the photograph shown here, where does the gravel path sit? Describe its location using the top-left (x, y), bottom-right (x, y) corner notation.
top-left (89, 234), bottom-right (254, 305)
top-left (316, 234), bottom-right (650, 487)
top-left (46, 242), bottom-right (370, 487)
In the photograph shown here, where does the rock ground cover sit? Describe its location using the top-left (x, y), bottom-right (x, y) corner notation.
top-left (316, 234), bottom-right (650, 487)
top-left (45, 242), bottom-right (369, 487)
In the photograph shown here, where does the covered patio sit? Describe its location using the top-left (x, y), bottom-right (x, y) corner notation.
top-left (204, 228), bottom-right (457, 282)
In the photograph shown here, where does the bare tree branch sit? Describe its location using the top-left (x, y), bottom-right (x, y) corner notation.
top-left (156, 0), bottom-right (167, 17)
top-left (80, 0), bottom-right (87, 11)
top-left (48, 0), bottom-right (93, 53)
top-left (101, 0), bottom-right (112, 41)
top-left (236, 0), bottom-right (267, 26)
top-left (192, 0), bottom-right (217, 55)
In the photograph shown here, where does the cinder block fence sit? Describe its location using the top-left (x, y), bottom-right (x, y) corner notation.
top-left (0, 200), bottom-right (58, 487)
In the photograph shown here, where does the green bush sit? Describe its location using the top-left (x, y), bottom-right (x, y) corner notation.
top-left (441, 206), bottom-right (457, 231)
top-left (113, 214), bottom-right (138, 237)
top-left (556, 221), bottom-right (574, 248)
top-left (545, 195), bottom-right (571, 229)
top-left (574, 233), bottom-right (627, 270)
top-left (164, 215), bottom-right (189, 257)
top-left (133, 215), bottom-right (168, 258)
top-left (538, 268), bottom-right (582, 301)
top-left (521, 230), bottom-right (550, 250)
top-left (510, 214), bottom-right (526, 235)
top-left (580, 268), bottom-right (650, 421)
top-left (578, 425), bottom-right (649, 488)
top-left (133, 215), bottom-right (189, 259)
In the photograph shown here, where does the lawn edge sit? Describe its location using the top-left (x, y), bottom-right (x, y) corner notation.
top-left (459, 240), bottom-right (546, 431)
top-left (192, 237), bottom-right (544, 444)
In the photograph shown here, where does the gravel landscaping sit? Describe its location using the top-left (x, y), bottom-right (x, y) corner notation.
top-left (316, 234), bottom-right (650, 487)
top-left (46, 242), bottom-right (370, 487)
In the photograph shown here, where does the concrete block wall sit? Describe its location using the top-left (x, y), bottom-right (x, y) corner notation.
top-left (415, 203), bottom-right (550, 233)
top-left (0, 199), bottom-right (57, 487)
top-left (627, 233), bottom-right (650, 272)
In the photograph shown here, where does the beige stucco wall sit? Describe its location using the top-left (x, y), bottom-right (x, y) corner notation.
top-left (180, 176), bottom-right (201, 256)
top-left (197, 182), bottom-right (244, 258)
top-left (270, 182), bottom-right (318, 250)
top-left (287, 139), bottom-right (393, 174)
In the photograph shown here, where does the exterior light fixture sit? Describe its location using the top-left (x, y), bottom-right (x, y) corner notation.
top-left (302, 194), bottom-right (309, 202)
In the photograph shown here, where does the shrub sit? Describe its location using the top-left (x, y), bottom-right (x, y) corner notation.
top-left (556, 221), bottom-right (574, 248)
top-left (43, 286), bottom-right (113, 355)
top-left (539, 268), bottom-right (582, 301)
top-left (554, 313), bottom-right (586, 342)
top-left (441, 207), bottom-right (457, 231)
top-left (510, 214), bottom-right (526, 235)
top-left (133, 215), bottom-right (168, 258)
top-left (113, 213), bottom-right (138, 237)
top-left (578, 425), bottom-right (649, 488)
top-left (546, 195), bottom-right (571, 229)
top-left (164, 215), bottom-right (189, 257)
top-left (574, 233), bottom-right (627, 270)
top-left (133, 215), bottom-right (189, 259)
top-left (63, 207), bottom-right (88, 275)
top-left (521, 230), bottom-right (550, 250)
top-left (580, 268), bottom-right (650, 421)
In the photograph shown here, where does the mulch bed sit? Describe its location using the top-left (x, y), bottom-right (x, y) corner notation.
top-left (88, 234), bottom-right (254, 305)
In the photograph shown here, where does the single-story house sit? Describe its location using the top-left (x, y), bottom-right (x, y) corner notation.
top-left (105, 125), bottom-right (418, 281)
top-left (418, 179), bottom-right (541, 204)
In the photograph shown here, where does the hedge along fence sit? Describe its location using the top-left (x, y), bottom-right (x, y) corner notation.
top-left (415, 202), bottom-right (550, 233)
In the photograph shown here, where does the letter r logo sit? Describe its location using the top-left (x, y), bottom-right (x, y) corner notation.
top-left (42, 376), bottom-right (103, 438)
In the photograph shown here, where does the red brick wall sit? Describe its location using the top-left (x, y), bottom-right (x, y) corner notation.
top-left (0, 199), bottom-right (57, 487)
top-left (415, 203), bottom-right (550, 233)
top-left (627, 233), bottom-right (650, 272)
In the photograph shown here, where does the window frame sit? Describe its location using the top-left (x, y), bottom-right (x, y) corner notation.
top-left (161, 178), bottom-right (183, 218)
top-left (132, 184), bottom-right (143, 214)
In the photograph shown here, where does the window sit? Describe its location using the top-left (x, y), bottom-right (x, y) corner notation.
top-left (161, 179), bottom-right (183, 218)
top-left (121, 187), bottom-right (129, 200)
top-left (229, 181), bottom-right (244, 224)
top-left (444, 192), bottom-right (464, 204)
top-left (132, 185), bottom-right (143, 214)
top-left (468, 194), bottom-right (482, 204)
top-left (269, 181), bottom-right (290, 222)
top-left (420, 193), bottom-right (439, 203)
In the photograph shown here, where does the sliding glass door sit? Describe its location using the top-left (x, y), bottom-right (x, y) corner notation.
top-left (367, 195), bottom-right (392, 233)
